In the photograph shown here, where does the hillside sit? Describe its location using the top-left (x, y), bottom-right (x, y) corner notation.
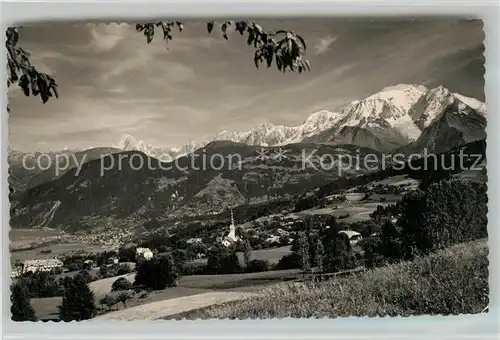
top-left (171, 239), bottom-right (488, 318)
top-left (9, 142), bottom-right (381, 232)
top-left (8, 147), bottom-right (122, 194)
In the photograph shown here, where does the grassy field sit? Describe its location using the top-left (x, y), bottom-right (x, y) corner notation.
top-left (170, 239), bottom-right (489, 319)
top-left (30, 267), bottom-right (302, 320)
top-left (94, 291), bottom-right (259, 321)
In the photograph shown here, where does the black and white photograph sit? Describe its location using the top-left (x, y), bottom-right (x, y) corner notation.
top-left (7, 18), bottom-right (488, 321)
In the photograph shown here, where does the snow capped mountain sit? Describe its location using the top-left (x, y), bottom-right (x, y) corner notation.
top-left (402, 93), bottom-right (487, 154)
top-left (304, 84), bottom-right (486, 152)
top-left (238, 122), bottom-right (296, 146)
top-left (114, 110), bottom-right (341, 158)
top-left (367, 84), bottom-right (428, 112)
top-left (282, 110), bottom-right (343, 144)
top-left (452, 93), bottom-right (487, 115)
top-left (114, 84), bottom-right (486, 157)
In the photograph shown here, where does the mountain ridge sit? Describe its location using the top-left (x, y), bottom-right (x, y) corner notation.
top-left (111, 84), bottom-right (486, 157)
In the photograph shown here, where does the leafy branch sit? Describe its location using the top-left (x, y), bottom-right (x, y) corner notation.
top-left (6, 27), bottom-right (59, 105)
top-left (136, 20), bottom-right (311, 73)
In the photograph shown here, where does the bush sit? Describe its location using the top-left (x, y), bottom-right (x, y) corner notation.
top-left (111, 277), bottom-right (132, 292)
top-left (116, 263), bottom-right (134, 276)
top-left (99, 294), bottom-right (118, 311)
top-left (205, 247), bottom-right (242, 275)
top-left (134, 253), bottom-right (180, 290)
top-left (245, 259), bottom-right (271, 273)
top-left (274, 253), bottom-right (301, 270)
top-left (181, 262), bottom-right (206, 276)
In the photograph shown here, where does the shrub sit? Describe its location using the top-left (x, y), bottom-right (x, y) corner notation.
top-left (274, 252), bottom-right (301, 270)
top-left (245, 259), bottom-right (271, 273)
top-left (99, 294), bottom-right (118, 311)
top-left (134, 253), bottom-right (180, 290)
top-left (111, 277), bottom-right (132, 292)
top-left (116, 263), bottom-right (134, 276)
top-left (181, 262), bottom-right (207, 276)
top-left (206, 247), bottom-right (243, 275)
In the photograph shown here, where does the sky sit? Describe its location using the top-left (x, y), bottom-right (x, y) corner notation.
top-left (8, 18), bottom-right (485, 152)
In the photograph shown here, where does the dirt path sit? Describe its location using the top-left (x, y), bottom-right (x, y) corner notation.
top-left (93, 291), bottom-right (259, 321)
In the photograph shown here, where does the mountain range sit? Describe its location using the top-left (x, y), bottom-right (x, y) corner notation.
top-left (112, 84), bottom-right (487, 157)
top-left (8, 83), bottom-right (487, 234)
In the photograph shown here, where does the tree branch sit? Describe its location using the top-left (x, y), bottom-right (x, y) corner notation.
top-left (136, 20), bottom-right (311, 73)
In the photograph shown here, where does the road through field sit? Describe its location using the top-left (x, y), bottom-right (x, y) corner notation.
top-left (93, 291), bottom-right (259, 320)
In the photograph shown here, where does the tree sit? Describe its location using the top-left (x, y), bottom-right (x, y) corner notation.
top-left (99, 294), bottom-right (118, 312)
top-left (378, 220), bottom-right (403, 261)
top-left (58, 275), bottom-right (97, 321)
top-left (323, 228), bottom-right (356, 273)
top-left (7, 21), bottom-right (310, 107)
top-left (297, 231), bottom-right (310, 275)
top-left (242, 240), bottom-right (252, 267)
top-left (10, 280), bottom-right (37, 322)
top-left (361, 234), bottom-right (388, 268)
top-left (206, 247), bottom-right (242, 274)
top-left (6, 27), bottom-right (58, 108)
top-left (115, 291), bottom-right (133, 308)
top-left (315, 236), bottom-right (325, 273)
top-left (134, 253), bottom-right (180, 290)
top-left (118, 244), bottom-right (137, 263)
top-left (78, 269), bottom-right (93, 284)
top-left (111, 277), bottom-right (132, 292)
top-left (274, 252), bottom-right (301, 270)
top-left (399, 180), bottom-right (487, 257)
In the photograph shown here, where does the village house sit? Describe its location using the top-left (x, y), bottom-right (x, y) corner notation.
top-left (338, 230), bottom-right (363, 245)
top-left (22, 258), bottom-right (64, 274)
top-left (83, 259), bottom-right (97, 269)
top-left (108, 256), bottom-right (119, 265)
top-left (186, 237), bottom-right (203, 245)
top-left (11, 266), bottom-right (22, 278)
top-left (135, 247), bottom-right (154, 261)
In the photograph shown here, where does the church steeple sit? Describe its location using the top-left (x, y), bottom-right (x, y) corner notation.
top-left (230, 209), bottom-right (235, 227)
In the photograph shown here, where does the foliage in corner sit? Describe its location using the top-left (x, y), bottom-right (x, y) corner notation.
top-left (6, 27), bottom-right (59, 104)
top-left (136, 20), bottom-right (311, 73)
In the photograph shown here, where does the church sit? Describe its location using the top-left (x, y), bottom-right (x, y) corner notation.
top-left (220, 210), bottom-right (241, 247)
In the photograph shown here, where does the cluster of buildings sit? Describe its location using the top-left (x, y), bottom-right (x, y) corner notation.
top-left (11, 258), bottom-right (65, 278)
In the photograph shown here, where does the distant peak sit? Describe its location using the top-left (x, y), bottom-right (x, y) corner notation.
top-left (254, 122), bottom-right (275, 130)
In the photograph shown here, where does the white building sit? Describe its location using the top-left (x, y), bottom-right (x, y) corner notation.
top-left (266, 235), bottom-right (280, 244)
top-left (338, 230), bottom-right (363, 245)
top-left (136, 247), bottom-right (154, 261)
top-left (22, 258), bottom-right (63, 274)
top-left (221, 210), bottom-right (241, 247)
top-left (186, 238), bottom-right (203, 245)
